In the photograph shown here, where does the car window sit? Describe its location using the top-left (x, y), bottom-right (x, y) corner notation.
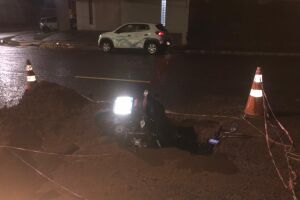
top-left (116, 24), bottom-right (135, 33)
top-left (135, 24), bottom-right (150, 32)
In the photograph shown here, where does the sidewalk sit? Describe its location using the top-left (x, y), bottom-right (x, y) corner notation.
top-left (3, 30), bottom-right (300, 56)
top-left (40, 30), bottom-right (100, 50)
top-left (0, 30), bottom-right (39, 46)
top-left (10, 31), bottom-right (44, 46)
top-left (2, 30), bottom-right (101, 50)
top-left (7, 30), bottom-right (185, 52)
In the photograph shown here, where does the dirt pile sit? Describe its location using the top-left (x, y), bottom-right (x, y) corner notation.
top-left (0, 81), bottom-right (101, 153)
top-left (0, 81), bottom-right (293, 200)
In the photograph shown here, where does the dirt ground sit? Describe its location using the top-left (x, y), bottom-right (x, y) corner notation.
top-left (0, 81), bottom-right (298, 200)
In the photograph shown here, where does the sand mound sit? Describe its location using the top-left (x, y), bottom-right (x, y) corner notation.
top-left (0, 81), bottom-right (101, 152)
top-left (0, 81), bottom-right (292, 200)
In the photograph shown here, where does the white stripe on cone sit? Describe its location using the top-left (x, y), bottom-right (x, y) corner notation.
top-left (254, 74), bottom-right (263, 83)
top-left (27, 75), bottom-right (36, 82)
top-left (26, 65), bottom-right (33, 72)
top-left (250, 89), bottom-right (263, 97)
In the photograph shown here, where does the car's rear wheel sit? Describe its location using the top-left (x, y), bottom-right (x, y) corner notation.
top-left (145, 42), bottom-right (159, 55)
top-left (101, 40), bottom-right (113, 53)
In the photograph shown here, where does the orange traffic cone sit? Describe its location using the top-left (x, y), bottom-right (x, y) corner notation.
top-left (26, 59), bottom-right (33, 72)
top-left (26, 60), bottom-right (37, 90)
top-left (244, 67), bottom-right (264, 117)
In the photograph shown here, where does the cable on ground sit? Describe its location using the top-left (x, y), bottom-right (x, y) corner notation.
top-left (165, 110), bottom-right (241, 120)
top-left (79, 94), bottom-right (112, 105)
top-left (0, 145), bottom-right (111, 158)
top-left (262, 89), bottom-right (298, 200)
top-left (165, 95), bottom-right (299, 200)
top-left (9, 150), bottom-right (88, 200)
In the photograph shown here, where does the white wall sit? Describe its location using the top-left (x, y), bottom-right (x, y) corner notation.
top-left (76, 0), bottom-right (97, 30)
top-left (77, 0), bottom-right (121, 31)
top-left (121, 0), bottom-right (160, 24)
top-left (94, 0), bottom-right (121, 31)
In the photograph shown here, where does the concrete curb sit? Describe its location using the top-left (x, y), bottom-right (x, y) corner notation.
top-left (19, 42), bottom-right (40, 47)
top-left (39, 42), bottom-right (76, 49)
top-left (184, 49), bottom-right (300, 57)
top-left (0, 36), bottom-right (20, 46)
top-left (3, 36), bottom-right (300, 56)
top-left (39, 41), bottom-right (98, 51)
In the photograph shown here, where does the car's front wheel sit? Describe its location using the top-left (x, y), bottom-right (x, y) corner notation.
top-left (100, 40), bottom-right (113, 53)
top-left (145, 42), bottom-right (159, 55)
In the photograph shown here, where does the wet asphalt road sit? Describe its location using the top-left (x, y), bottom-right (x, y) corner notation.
top-left (0, 46), bottom-right (155, 107)
top-left (0, 45), bottom-right (300, 114)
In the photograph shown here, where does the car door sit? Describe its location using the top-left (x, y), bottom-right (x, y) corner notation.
top-left (113, 24), bottom-right (135, 48)
top-left (130, 24), bottom-right (151, 48)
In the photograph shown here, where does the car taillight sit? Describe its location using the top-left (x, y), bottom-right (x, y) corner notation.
top-left (156, 31), bottom-right (165, 37)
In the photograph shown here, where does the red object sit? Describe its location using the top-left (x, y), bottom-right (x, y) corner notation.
top-left (26, 60), bottom-right (37, 91)
top-left (244, 67), bottom-right (264, 117)
top-left (156, 31), bottom-right (165, 37)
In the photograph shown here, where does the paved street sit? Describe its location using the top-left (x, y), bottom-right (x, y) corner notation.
top-left (1, 38), bottom-right (300, 200)
top-left (2, 0), bottom-right (300, 198)
top-left (0, 46), bottom-right (154, 107)
top-left (1, 44), bottom-right (299, 115)
top-left (1, 0), bottom-right (300, 198)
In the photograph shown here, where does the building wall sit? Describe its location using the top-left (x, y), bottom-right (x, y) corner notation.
top-left (120, 0), bottom-right (189, 44)
top-left (76, 0), bottom-right (97, 30)
top-left (94, 0), bottom-right (121, 31)
top-left (55, 0), bottom-right (70, 31)
top-left (166, 0), bottom-right (189, 44)
top-left (121, 0), bottom-right (160, 24)
top-left (76, 0), bottom-right (189, 44)
top-left (0, 0), bottom-right (30, 25)
top-left (77, 0), bottom-right (121, 31)
top-left (188, 0), bottom-right (300, 51)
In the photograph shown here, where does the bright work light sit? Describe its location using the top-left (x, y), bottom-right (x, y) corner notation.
top-left (113, 96), bottom-right (134, 115)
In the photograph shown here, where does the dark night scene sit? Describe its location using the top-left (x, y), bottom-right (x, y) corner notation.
top-left (0, 0), bottom-right (300, 199)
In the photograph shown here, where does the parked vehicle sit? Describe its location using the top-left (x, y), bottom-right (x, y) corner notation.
top-left (40, 17), bottom-right (58, 32)
top-left (97, 23), bottom-right (171, 55)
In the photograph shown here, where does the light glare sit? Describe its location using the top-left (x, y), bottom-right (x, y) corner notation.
top-left (254, 75), bottom-right (263, 83)
top-left (113, 96), bottom-right (133, 115)
top-left (250, 89), bottom-right (263, 97)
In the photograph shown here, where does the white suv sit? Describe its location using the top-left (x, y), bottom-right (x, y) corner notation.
top-left (98, 23), bottom-right (171, 54)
